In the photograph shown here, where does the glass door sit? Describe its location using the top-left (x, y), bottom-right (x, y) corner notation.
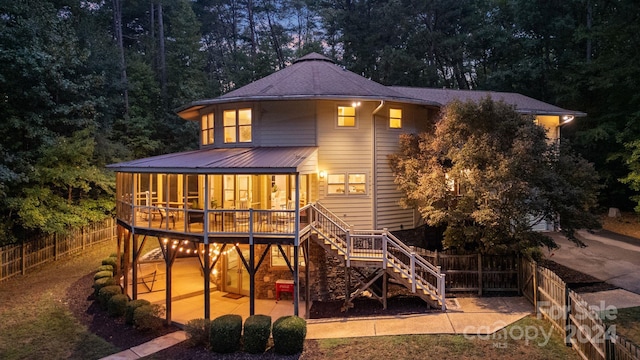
top-left (224, 246), bottom-right (250, 296)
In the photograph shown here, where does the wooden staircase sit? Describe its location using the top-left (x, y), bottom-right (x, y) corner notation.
top-left (301, 202), bottom-right (446, 311)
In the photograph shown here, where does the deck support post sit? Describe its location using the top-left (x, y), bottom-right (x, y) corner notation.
top-left (204, 242), bottom-right (210, 320)
top-left (131, 233), bottom-right (138, 300)
top-left (249, 223), bottom-right (255, 316)
top-left (304, 236), bottom-right (311, 318)
top-left (383, 271), bottom-right (388, 310)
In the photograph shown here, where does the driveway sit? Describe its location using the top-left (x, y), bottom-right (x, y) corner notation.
top-left (546, 229), bottom-right (640, 295)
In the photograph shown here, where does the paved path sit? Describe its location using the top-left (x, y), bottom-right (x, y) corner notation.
top-left (547, 230), bottom-right (640, 295)
top-left (99, 296), bottom-right (533, 359)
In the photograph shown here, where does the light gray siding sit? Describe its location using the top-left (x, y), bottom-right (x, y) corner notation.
top-left (257, 101), bottom-right (317, 147)
top-left (374, 104), bottom-right (433, 231)
top-left (316, 100), bottom-right (374, 229)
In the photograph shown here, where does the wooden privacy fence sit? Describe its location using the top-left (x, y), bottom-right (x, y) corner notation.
top-left (519, 257), bottom-right (640, 360)
top-left (0, 218), bottom-right (116, 282)
top-left (411, 247), bottom-right (519, 295)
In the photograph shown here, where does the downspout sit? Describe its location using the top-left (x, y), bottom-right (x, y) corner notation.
top-left (371, 100), bottom-right (385, 229)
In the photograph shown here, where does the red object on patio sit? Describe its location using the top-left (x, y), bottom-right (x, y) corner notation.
top-left (275, 279), bottom-right (294, 302)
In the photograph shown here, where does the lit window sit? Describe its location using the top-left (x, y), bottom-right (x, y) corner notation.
top-left (390, 108), bottom-right (402, 129)
top-left (348, 173), bottom-right (366, 194)
top-left (201, 113), bottom-right (214, 145)
top-left (337, 106), bottom-right (356, 127)
top-left (327, 173), bottom-right (367, 195)
top-left (224, 108), bottom-right (252, 143)
top-left (271, 245), bottom-right (305, 268)
top-left (327, 174), bottom-right (345, 194)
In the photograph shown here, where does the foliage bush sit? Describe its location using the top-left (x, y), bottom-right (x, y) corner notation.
top-left (243, 314), bottom-right (272, 354)
top-left (184, 318), bottom-right (211, 347)
top-left (209, 314), bottom-right (242, 353)
top-left (133, 304), bottom-right (165, 332)
top-left (108, 294), bottom-right (129, 317)
top-left (94, 270), bottom-right (113, 281)
top-left (93, 276), bottom-right (116, 297)
top-left (125, 299), bottom-right (151, 325)
top-left (97, 264), bottom-right (114, 274)
top-left (101, 257), bottom-right (117, 268)
top-left (98, 285), bottom-right (122, 309)
top-left (272, 315), bottom-right (307, 355)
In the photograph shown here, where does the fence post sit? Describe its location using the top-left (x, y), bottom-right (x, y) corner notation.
top-left (478, 253), bottom-right (483, 296)
top-left (532, 261), bottom-right (538, 314)
top-left (21, 240), bottom-right (26, 275)
top-left (565, 285), bottom-right (571, 347)
top-left (410, 252), bottom-right (416, 292)
top-left (54, 233), bottom-right (58, 261)
top-left (605, 328), bottom-right (614, 360)
top-left (82, 227), bottom-right (86, 250)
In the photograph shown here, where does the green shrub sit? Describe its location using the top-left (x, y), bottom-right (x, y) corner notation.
top-left (108, 294), bottom-right (129, 317)
top-left (272, 315), bottom-right (307, 355)
top-left (97, 265), bottom-right (114, 274)
top-left (94, 270), bottom-right (113, 281)
top-left (184, 318), bottom-right (211, 347)
top-left (209, 314), bottom-right (242, 353)
top-left (93, 276), bottom-right (116, 297)
top-left (101, 257), bottom-right (117, 268)
top-left (98, 285), bottom-right (122, 309)
top-left (243, 314), bottom-right (271, 354)
top-left (133, 304), bottom-right (165, 332)
top-left (125, 299), bottom-right (151, 325)
top-left (109, 252), bottom-right (118, 258)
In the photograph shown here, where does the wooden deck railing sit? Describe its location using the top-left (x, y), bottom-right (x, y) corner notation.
top-left (306, 203), bottom-right (447, 311)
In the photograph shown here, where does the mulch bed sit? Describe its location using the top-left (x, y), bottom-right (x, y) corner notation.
top-left (538, 259), bottom-right (619, 293)
top-left (65, 258), bottom-right (618, 359)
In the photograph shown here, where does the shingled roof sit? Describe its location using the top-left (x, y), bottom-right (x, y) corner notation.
top-left (177, 52), bottom-right (584, 118)
top-left (391, 87), bottom-right (586, 116)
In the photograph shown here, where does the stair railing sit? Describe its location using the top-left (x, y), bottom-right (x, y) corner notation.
top-left (308, 202), bottom-right (446, 311)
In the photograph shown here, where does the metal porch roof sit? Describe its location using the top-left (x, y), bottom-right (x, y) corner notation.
top-left (106, 147), bottom-right (318, 174)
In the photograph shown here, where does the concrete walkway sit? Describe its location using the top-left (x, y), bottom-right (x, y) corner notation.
top-left (100, 296), bottom-right (533, 359)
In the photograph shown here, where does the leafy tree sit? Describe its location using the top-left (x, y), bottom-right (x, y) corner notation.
top-left (389, 99), bottom-right (600, 255)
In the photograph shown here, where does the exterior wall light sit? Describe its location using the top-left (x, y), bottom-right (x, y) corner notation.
top-left (561, 114), bottom-right (574, 124)
top-left (319, 170), bottom-right (326, 179)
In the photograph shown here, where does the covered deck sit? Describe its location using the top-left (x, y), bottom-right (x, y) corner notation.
top-left (108, 146), bottom-right (318, 324)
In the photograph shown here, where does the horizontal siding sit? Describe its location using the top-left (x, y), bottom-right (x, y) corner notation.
top-left (316, 100), bottom-right (374, 229)
top-left (374, 104), bottom-right (427, 230)
top-left (257, 101), bottom-right (317, 147)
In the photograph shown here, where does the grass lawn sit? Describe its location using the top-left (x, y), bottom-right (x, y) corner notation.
top-left (306, 315), bottom-right (579, 360)
top-left (0, 242), bottom-right (118, 360)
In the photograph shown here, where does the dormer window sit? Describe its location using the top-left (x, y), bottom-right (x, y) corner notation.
top-left (224, 108), bottom-right (252, 143)
top-left (201, 113), bottom-right (214, 145)
top-left (337, 106), bottom-right (356, 127)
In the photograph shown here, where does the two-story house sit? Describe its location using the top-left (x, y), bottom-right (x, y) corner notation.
top-left (108, 53), bottom-right (583, 323)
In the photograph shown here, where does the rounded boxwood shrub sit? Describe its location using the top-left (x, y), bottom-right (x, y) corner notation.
top-left (94, 270), bottom-right (113, 281)
top-left (133, 304), bottom-right (164, 332)
top-left (97, 264), bottom-right (114, 274)
top-left (209, 314), bottom-right (242, 353)
top-left (98, 285), bottom-right (122, 309)
top-left (93, 276), bottom-right (116, 297)
top-left (184, 318), bottom-right (211, 347)
top-left (108, 294), bottom-right (129, 317)
top-left (125, 299), bottom-right (151, 325)
top-left (272, 315), bottom-right (307, 355)
top-left (101, 257), bottom-right (117, 268)
top-left (243, 314), bottom-right (272, 354)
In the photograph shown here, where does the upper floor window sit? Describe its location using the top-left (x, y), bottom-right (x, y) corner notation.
top-left (337, 106), bottom-right (356, 127)
top-left (389, 108), bottom-right (402, 129)
top-left (201, 113), bottom-right (214, 145)
top-left (224, 108), bottom-right (252, 143)
top-left (327, 173), bottom-right (367, 195)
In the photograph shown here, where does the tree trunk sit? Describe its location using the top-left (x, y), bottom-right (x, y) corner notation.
top-left (157, 2), bottom-right (167, 103)
top-left (112, 0), bottom-right (129, 116)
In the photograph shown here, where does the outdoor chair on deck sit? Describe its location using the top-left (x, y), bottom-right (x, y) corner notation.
top-left (157, 207), bottom-right (175, 229)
